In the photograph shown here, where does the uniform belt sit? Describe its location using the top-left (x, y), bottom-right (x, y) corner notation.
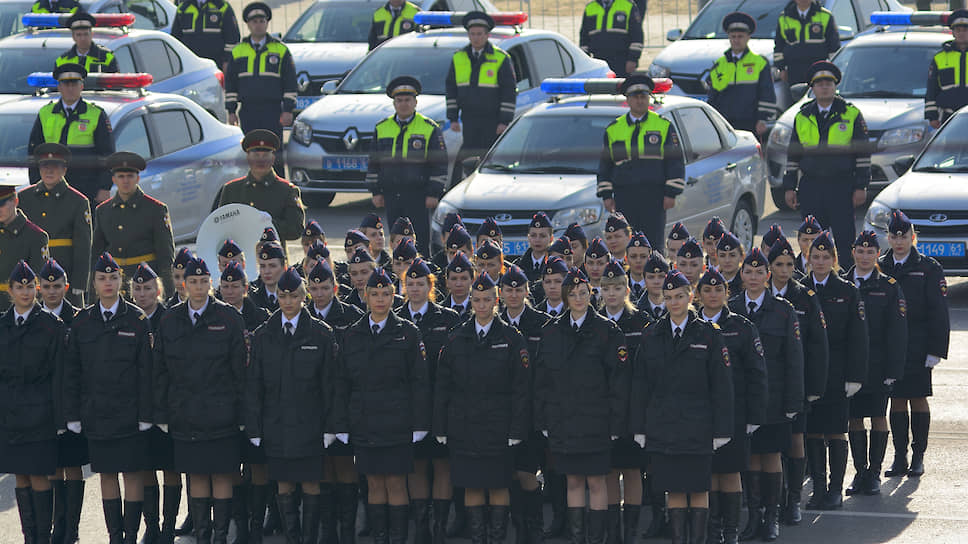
top-left (115, 253), bottom-right (157, 266)
top-left (48, 239), bottom-right (73, 247)
top-left (0, 284), bottom-right (7, 292)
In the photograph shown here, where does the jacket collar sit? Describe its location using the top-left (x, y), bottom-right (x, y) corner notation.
top-left (110, 186), bottom-right (145, 208)
top-left (802, 95), bottom-right (847, 117)
top-left (245, 169), bottom-right (279, 186)
top-left (0, 209), bottom-right (29, 235)
top-left (51, 98), bottom-right (89, 115)
top-left (33, 179), bottom-right (69, 197)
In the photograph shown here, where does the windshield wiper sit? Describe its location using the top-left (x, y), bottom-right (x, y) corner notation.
top-left (913, 166), bottom-right (968, 173)
top-left (480, 163), bottom-right (514, 171)
top-left (842, 90), bottom-right (917, 98)
top-left (512, 166), bottom-right (596, 174)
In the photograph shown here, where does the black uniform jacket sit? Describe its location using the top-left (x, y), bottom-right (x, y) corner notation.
top-left (709, 307), bottom-right (768, 427)
top-left (313, 298), bottom-right (365, 345)
top-left (802, 273), bottom-right (868, 403)
top-left (502, 304), bottom-right (550, 358)
top-left (238, 296), bottom-right (271, 333)
top-left (396, 301), bottom-right (461, 389)
top-left (843, 266), bottom-right (907, 393)
top-left (775, 278), bottom-right (829, 403)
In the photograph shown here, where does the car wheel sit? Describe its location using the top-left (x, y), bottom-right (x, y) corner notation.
top-left (730, 198), bottom-right (756, 250)
top-left (302, 193), bottom-right (336, 208)
top-left (771, 187), bottom-right (792, 211)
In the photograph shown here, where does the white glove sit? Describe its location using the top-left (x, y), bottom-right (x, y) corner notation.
top-left (713, 437), bottom-right (731, 450)
top-left (413, 431), bottom-right (428, 443)
top-left (336, 433), bottom-right (349, 444)
top-left (57, 428), bottom-right (66, 435)
top-left (785, 412), bottom-right (798, 420)
top-left (239, 425), bottom-right (245, 431)
top-left (157, 424), bottom-right (169, 433)
top-left (925, 355), bottom-right (941, 368)
top-left (66, 421), bottom-right (81, 434)
top-left (138, 422), bottom-right (152, 431)
top-left (633, 434), bottom-right (646, 448)
top-left (884, 378), bottom-right (896, 386)
top-left (845, 382), bottom-right (862, 398)
top-left (807, 395), bottom-right (820, 402)
top-left (542, 430), bottom-right (549, 438)
top-left (610, 435), bottom-right (619, 441)
top-left (324, 433), bottom-right (336, 448)
top-left (509, 439), bottom-right (522, 446)
top-left (436, 436), bottom-right (447, 445)
top-left (746, 424), bottom-right (760, 435)
top-left (250, 437), bottom-right (261, 447)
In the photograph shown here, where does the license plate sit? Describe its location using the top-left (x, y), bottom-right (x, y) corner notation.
top-left (323, 156), bottom-right (368, 171)
top-left (296, 96), bottom-right (320, 110)
top-left (503, 240), bottom-right (530, 257)
top-left (917, 242), bottom-right (965, 258)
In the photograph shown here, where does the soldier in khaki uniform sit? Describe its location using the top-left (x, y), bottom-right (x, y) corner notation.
top-left (218, 129), bottom-right (305, 259)
top-left (18, 143), bottom-right (92, 307)
top-left (0, 180), bottom-right (50, 310)
top-left (92, 151), bottom-right (175, 295)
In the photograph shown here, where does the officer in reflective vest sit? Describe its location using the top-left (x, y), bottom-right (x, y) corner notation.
top-left (28, 63), bottom-right (115, 205)
top-left (925, 9), bottom-right (968, 128)
top-left (17, 143), bottom-right (92, 307)
top-left (0, 181), bottom-right (50, 311)
top-left (445, 12), bottom-right (516, 185)
top-left (597, 73), bottom-right (684, 249)
top-left (706, 12), bottom-right (776, 136)
top-left (579, 0), bottom-right (644, 77)
top-left (171, 0), bottom-right (240, 71)
top-left (367, 76), bottom-right (447, 256)
top-left (773, 0), bottom-right (840, 85)
top-left (783, 61), bottom-right (870, 269)
top-left (56, 12), bottom-right (119, 73)
top-left (368, 0), bottom-right (420, 50)
top-left (31, 0), bottom-right (78, 14)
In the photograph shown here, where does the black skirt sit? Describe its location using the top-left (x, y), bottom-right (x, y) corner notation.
top-left (0, 436), bottom-right (57, 476)
top-left (648, 453), bottom-right (711, 493)
top-left (513, 433), bottom-right (545, 474)
top-left (791, 411), bottom-right (807, 434)
top-left (610, 437), bottom-right (643, 469)
top-left (57, 430), bottom-right (89, 468)
top-left (551, 450), bottom-right (611, 476)
top-left (849, 392), bottom-right (889, 419)
top-left (750, 422), bottom-right (792, 454)
top-left (241, 432), bottom-right (267, 464)
top-left (146, 427), bottom-right (174, 471)
top-left (451, 452), bottom-right (513, 489)
top-left (355, 444), bottom-right (414, 475)
top-left (173, 436), bottom-right (240, 474)
top-left (414, 434), bottom-right (449, 460)
top-left (326, 440), bottom-right (354, 458)
top-left (89, 433), bottom-right (149, 474)
top-left (890, 368), bottom-right (932, 398)
top-left (268, 455), bottom-right (325, 482)
top-left (805, 400), bottom-right (849, 435)
top-left (712, 425), bottom-right (750, 474)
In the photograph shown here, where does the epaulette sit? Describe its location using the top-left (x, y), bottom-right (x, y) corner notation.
top-left (807, 289), bottom-right (815, 296)
top-left (710, 322), bottom-right (720, 330)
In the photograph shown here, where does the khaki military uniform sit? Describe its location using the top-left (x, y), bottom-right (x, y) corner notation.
top-left (218, 169), bottom-right (305, 258)
top-left (0, 209), bottom-right (50, 310)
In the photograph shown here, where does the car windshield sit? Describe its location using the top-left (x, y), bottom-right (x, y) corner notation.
top-left (914, 114), bottom-right (968, 173)
top-left (835, 45), bottom-right (936, 98)
top-left (338, 46), bottom-right (458, 95)
top-left (480, 114), bottom-right (613, 174)
top-left (0, 46), bottom-right (63, 93)
top-left (682, 0), bottom-right (787, 39)
top-left (284, 3), bottom-right (374, 43)
top-left (0, 113), bottom-right (37, 163)
top-left (0, 2), bottom-right (31, 39)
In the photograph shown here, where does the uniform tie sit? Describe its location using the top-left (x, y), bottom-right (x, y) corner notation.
top-left (103, 310), bottom-right (112, 322)
top-left (748, 301), bottom-right (757, 315)
top-left (478, 329), bottom-right (486, 342)
top-left (549, 309), bottom-right (558, 317)
top-left (269, 294), bottom-right (277, 304)
top-left (285, 322), bottom-right (294, 336)
top-left (193, 312), bottom-right (201, 323)
top-left (412, 312), bottom-right (422, 324)
top-left (815, 283), bottom-right (824, 296)
top-left (371, 323), bottom-right (380, 336)
top-left (573, 323), bottom-right (580, 333)
top-left (674, 326), bottom-right (682, 339)
top-left (17, 316), bottom-right (24, 326)
top-left (452, 304), bottom-right (462, 313)
top-left (631, 284), bottom-right (643, 300)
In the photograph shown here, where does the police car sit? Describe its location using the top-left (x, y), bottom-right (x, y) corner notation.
top-left (287, 12), bottom-right (611, 207)
top-left (432, 78), bottom-right (766, 256)
top-left (285, 0), bottom-right (497, 111)
top-left (0, 0), bottom-right (176, 37)
top-left (766, 20), bottom-right (949, 209)
top-left (0, 72), bottom-right (246, 241)
top-left (0, 13), bottom-right (224, 120)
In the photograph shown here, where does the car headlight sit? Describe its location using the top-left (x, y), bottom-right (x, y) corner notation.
top-left (552, 204), bottom-right (603, 230)
top-left (769, 123), bottom-right (792, 148)
top-left (878, 125), bottom-right (925, 149)
top-left (433, 201), bottom-right (457, 226)
top-left (865, 201), bottom-right (893, 230)
top-left (648, 63), bottom-right (670, 78)
top-left (292, 120), bottom-right (313, 146)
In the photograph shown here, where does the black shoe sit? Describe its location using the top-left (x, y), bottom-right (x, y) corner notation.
top-left (192, 498), bottom-right (212, 544)
top-left (586, 509), bottom-right (606, 544)
top-left (388, 505), bottom-right (409, 544)
top-left (720, 493), bottom-right (741, 544)
top-left (864, 470), bottom-right (882, 495)
top-left (845, 472), bottom-right (865, 497)
top-left (908, 452), bottom-right (925, 477)
top-left (567, 507), bottom-right (585, 544)
top-left (33, 488), bottom-right (54, 544)
top-left (368, 504), bottom-right (389, 544)
top-left (432, 499), bottom-right (451, 544)
top-left (706, 491), bottom-right (721, 544)
top-left (337, 484), bottom-right (360, 544)
top-left (51, 480), bottom-right (66, 544)
top-left (212, 498), bottom-right (232, 544)
top-left (488, 505), bottom-right (511, 544)
top-left (687, 508), bottom-right (708, 544)
top-left (64, 480), bottom-right (85, 544)
top-left (277, 492), bottom-right (302, 544)
top-left (142, 486), bottom-right (161, 544)
top-left (909, 412), bottom-right (929, 477)
top-left (605, 505), bottom-right (620, 544)
top-left (159, 485), bottom-right (180, 544)
top-left (17, 487), bottom-right (37, 544)
top-left (884, 412), bottom-right (909, 477)
top-left (301, 494), bottom-right (320, 544)
top-left (230, 485), bottom-right (249, 544)
top-left (447, 490), bottom-right (467, 539)
top-left (247, 485), bottom-right (268, 544)
top-left (264, 486), bottom-right (283, 537)
top-left (738, 472), bottom-right (761, 541)
top-left (666, 508), bottom-right (687, 544)
top-left (782, 457), bottom-right (804, 526)
top-left (544, 474), bottom-right (567, 539)
top-left (412, 499), bottom-right (432, 544)
top-left (122, 501), bottom-right (143, 544)
top-left (760, 473), bottom-right (781, 542)
top-left (621, 504), bottom-right (640, 544)
top-left (104, 498), bottom-right (125, 544)
top-left (804, 439), bottom-right (827, 510)
top-left (467, 506), bottom-right (487, 544)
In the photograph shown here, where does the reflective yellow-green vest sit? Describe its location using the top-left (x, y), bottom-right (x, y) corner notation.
top-left (372, 2), bottom-right (420, 41)
top-left (778, 8), bottom-right (832, 44)
top-left (38, 101), bottom-right (102, 147)
top-left (583, 0), bottom-right (634, 33)
top-left (231, 40), bottom-right (289, 77)
top-left (709, 51), bottom-right (768, 92)
top-left (794, 104), bottom-right (861, 148)
top-left (56, 48), bottom-right (117, 73)
top-left (605, 113), bottom-right (671, 162)
top-left (31, 1), bottom-right (77, 14)
top-left (375, 113), bottom-right (437, 160)
top-left (932, 49), bottom-right (966, 91)
top-left (176, 0), bottom-right (231, 34)
top-left (452, 47), bottom-right (509, 88)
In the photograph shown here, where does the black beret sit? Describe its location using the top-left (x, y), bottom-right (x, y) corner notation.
top-left (184, 256), bottom-right (210, 278)
top-left (585, 237), bottom-right (609, 259)
top-left (698, 267), bottom-right (727, 288)
top-left (360, 213), bottom-right (383, 231)
top-left (173, 247), bottom-right (194, 270)
top-left (564, 267), bottom-right (589, 286)
top-left (391, 216), bottom-right (414, 236)
top-left (564, 222), bottom-right (587, 244)
top-left (605, 213), bottom-right (630, 232)
top-left (530, 211), bottom-right (552, 229)
top-left (258, 242), bottom-right (285, 262)
top-left (603, 259), bottom-right (627, 279)
top-left (888, 210), bottom-right (913, 236)
top-left (768, 238), bottom-right (796, 263)
top-left (716, 232), bottom-right (742, 252)
top-left (475, 239), bottom-right (502, 260)
top-left (446, 225), bottom-right (472, 250)
top-left (798, 215), bottom-right (823, 235)
top-left (307, 240), bottom-right (330, 261)
top-left (393, 238), bottom-right (418, 262)
top-left (277, 266), bottom-right (304, 292)
top-left (644, 252), bottom-right (670, 274)
top-left (743, 247), bottom-right (767, 268)
top-left (308, 259), bottom-right (335, 283)
top-left (447, 251), bottom-right (473, 274)
top-left (663, 270), bottom-right (690, 290)
top-left (543, 256), bottom-right (568, 277)
top-left (677, 238), bottom-right (703, 259)
top-left (548, 236), bottom-right (572, 256)
top-left (304, 220), bottom-right (324, 238)
top-left (472, 271), bottom-right (497, 291)
top-left (350, 247), bottom-right (374, 264)
top-left (668, 222), bottom-right (690, 241)
top-left (702, 216), bottom-right (726, 241)
top-left (344, 229), bottom-right (369, 247)
top-left (477, 216), bottom-right (502, 239)
top-left (9, 260), bottom-right (36, 285)
top-left (853, 230), bottom-right (879, 248)
top-left (628, 231), bottom-right (651, 249)
top-left (366, 267), bottom-right (393, 288)
top-left (261, 226), bottom-right (279, 243)
top-left (762, 223), bottom-right (785, 248)
top-left (811, 231), bottom-right (835, 253)
top-left (406, 258), bottom-right (433, 280)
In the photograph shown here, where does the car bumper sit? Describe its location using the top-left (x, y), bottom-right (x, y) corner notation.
top-left (869, 224), bottom-right (968, 274)
top-left (429, 215), bottom-right (606, 257)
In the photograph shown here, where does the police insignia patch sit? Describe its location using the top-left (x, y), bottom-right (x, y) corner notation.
top-left (616, 13), bottom-right (625, 21)
top-left (269, 56), bottom-right (279, 64)
top-left (811, 23), bottom-right (821, 33)
top-left (419, 341), bottom-right (427, 360)
top-left (520, 348), bottom-right (529, 367)
top-left (84, 209), bottom-right (92, 225)
top-left (754, 336), bottom-right (764, 357)
top-left (648, 134), bottom-right (660, 144)
top-left (793, 319), bottom-right (801, 340)
top-left (838, 123), bottom-right (847, 131)
top-left (722, 346), bottom-right (730, 367)
top-left (412, 139), bottom-right (423, 149)
top-left (210, 14), bottom-right (218, 21)
top-left (618, 346), bottom-right (628, 363)
top-left (857, 299), bottom-right (866, 320)
top-left (41, 246), bottom-right (50, 259)
top-left (898, 297), bottom-right (907, 317)
top-left (402, 21), bottom-right (412, 29)
top-left (940, 278), bottom-right (947, 296)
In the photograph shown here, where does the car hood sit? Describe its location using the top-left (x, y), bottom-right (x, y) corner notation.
top-left (777, 97), bottom-right (925, 130)
top-left (443, 171), bottom-right (596, 211)
top-left (877, 171), bottom-right (968, 210)
top-left (298, 92), bottom-right (447, 125)
top-left (288, 43), bottom-right (369, 78)
top-left (655, 38), bottom-right (775, 77)
top-left (0, 166), bottom-right (30, 189)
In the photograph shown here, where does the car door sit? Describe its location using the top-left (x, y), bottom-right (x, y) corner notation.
top-left (668, 106), bottom-right (734, 236)
top-left (506, 44), bottom-right (544, 116)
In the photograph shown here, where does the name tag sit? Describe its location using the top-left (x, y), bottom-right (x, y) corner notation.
top-left (722, 332), bottom-right (739, 337)
top-left (208, 325), bottom-right (226, 331)
top-left (117, 331), bottom-right (135, 337)
top-left (795, 310), bottom-right (806, 315)
top-left (909, 271), bottom-right (925, 277)
top-left (491, 343), bottom-right (509, 349)
top-left (432, 326), bottom-right (448, 332)
top-left (834, 298), bottom-right (846, 303)
top-left (394, 336), bottom-right (407, 341)
top-left (528, 336), bottom-right (541, 342)
top-left (869, 292), bottom-right (886, 297)
top-left (690, 343), bottom-right (707, 349)
top-left (626, 332), bottom-right (642, 337)
top-left (301, 345), bottom-right (318, 351)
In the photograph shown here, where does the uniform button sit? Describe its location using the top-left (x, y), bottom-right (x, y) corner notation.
top-left (120, 204), bottom-right (125, 209)
top-left (118, 225), bottom-right (124, 230)
top-left (41, 212), bottom-right (46, 217)
top-left (44, 192), bottom-right (49, 197)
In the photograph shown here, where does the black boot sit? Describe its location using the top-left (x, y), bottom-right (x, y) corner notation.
top-left (412, 499), bottom-right (432, 544)
top-left (277, 492), bottom-right (302, 544)
top-left (804, 439), bottom-right (827, 510)
top-left (586, 509), bottom-right (606, 544)
top-left (265, 485), bottom-right (283, 537)
top-left (621, 504), bottom-right (639, 544)
top-left (605, 505), bottom-right (621, 544)
top-left (760, 473), bottom-right (781, 542)
top-left (432, 499), bottom-right (451, 544)
top-left (231, 485), bottom-right (250, 544)
top-left (467, 506), bottom-right (487, 544)
top-left (212, 498), bottom-right (232, 544)
top-left (248, 485), bottom-right (268, 544)
top-left (706, 491), bottom-right (721, 544)
top-left (510, 483), bottom-right (527, 544)
top-left (368, 504), bottom-right (389, 544)
top-left (489, 505), bottom-right (510, 544)
top-left (16, 487), bottom-right (37, 544)
top-left (544, 474), bottom-right (567, 539)
top-left (51, 480), bottom-right (66, 544)
top-left (319, 483), bottom-right (338, 544)
top-left (781, 458), bottom-right (804, 526)
top-left (389, 505), bottom-right (410, 544)
top-left (122, 501), bottom-right (143, 544)
top-left (447, 489), bottom-right (467, 539)
top-left (142, 485), bottom-right (161, 544)
top-left (175, 479), bottom-right (194, 537)
top-left (884, 412), bottom-right (909, 477)
top-left (301, 494), bottom-right (320, 544)
top-left (866, 431), bottom-right (889, 495)
top-left (641, 485), bottom-right (665, 539)
top-left (909, 412), bottom-right (929, 477)
top-left (104, 498), bottom-right (125, 544)
top-left (62, 480), bottom-right (84, 544)
top-left (667, 509), bottom-right (687, 544)
top-left (337, 484), bottom-right (360, 544)
top-left (567, 507), bottom-right (585, 544)
top-left (192, 497), bottom-right (212, 544)
top-left (159, 485), bottom-right (180, 544)
top-left (738, 472), bottom-right (761, 541)
top-left (845, 431), bottom-right (868, 496)
top-left (719, 493), bottom-right (741, 544)
top-left (688, 508), bottom-right (708, 544)
top-left (524, 490), bottom-right (544, 544)
top-left (358, 477), bottom-right (370, 538)
top-left (821, 440), bottom-right (847, 510)
top-left (33, 488), bottom-right (54, 544)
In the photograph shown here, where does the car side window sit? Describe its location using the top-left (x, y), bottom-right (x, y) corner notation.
top-left (507, 45), bottom-right (532, 91)
top-left (530, 39), bottom-right (566, 80)
top-left (676, 107), bottom-right (724, 162)
top-left (115, 114), bottom-right (153, 159)
top-left (126, 0), bottom-right (168, 30)
top-left (702, 106), bottom-right (737, 147)
top-left (829, 0), bottom-right (857, 33)
top-left (185, 110), bottom-right (203, 144)
top-left (151, 110), bottom-right (194, 155)
top-left (113, 45), bottom-right (136, 73)
top-left (136, 39), bottom-right (176, 81)
top-left (856, 0), bottom-right (880, 29)
top-left (556, 42), bottom-right (575, 74)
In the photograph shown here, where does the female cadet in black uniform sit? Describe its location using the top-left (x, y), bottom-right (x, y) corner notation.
top-left (696, 267), bottom-right (767, 544)
top-left (391, 239), bottom-right (418, 296)
top-left (167, 247), bottom-right (192, 307)
top-left (630, 270), bottom-right (733, 544)
top-left (599, 259), bottom-right (651, 544)
top-left (153, 256), bottom-right (247, 543)
top-left (435, 272), bottom-right (531, 544)
top-left (728, 248), bottom-right (803, 541)
top-left (2, 261), bottom-right (64, 544)
top-left (499, 264), bottom-right (551, 544)
top-left (336, 267), bottom-right (431, 544)
top-left (442, 251), bottom-right (475, 320)
top-left (715, 232), bottom-right (744, 296)
top-left (64, 252), bottom-right (153, 543)
top-left (396, 257), bottom-right (461, 544)
top-left (247, 266), bottom-right (341, 544)
top-left (764, 238), bottom-right (828, 525)
top-left (844, 231), bottom-right (907, 496)
top-left (534, 268), bottom-right (630, 544)
top-left (801, 232), bottom-right (868, 510)
top-left (879, 211), bottom-right (949, 479)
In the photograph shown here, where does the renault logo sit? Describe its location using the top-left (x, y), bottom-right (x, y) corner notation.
top-left (929, 213), bottom-right (948, 223)
top-left (343, 128), bottom-right (360, 151)
top-left (494, 213), bottom-right (512, 222)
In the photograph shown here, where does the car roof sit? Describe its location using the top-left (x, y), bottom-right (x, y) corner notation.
top-left (524, 93), bottom-right (702, 118)
top-left (0, 90), bottom-right (187, 118)
top-left (849, 26), bottom-right (952, 46)
top-left (0, 27), bottom-right (142, 48)
top-left (378, 27), bottom-right (553, 48)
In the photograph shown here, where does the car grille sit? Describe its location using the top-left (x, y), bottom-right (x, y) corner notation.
top-left (671, 76), bottom-right (706, 95)
top-left (312, 131), bottom-right (373, 154)
top-left (901, 209), bottom-right (968, 237)
top-left (304, 168), bottom-right (366, 182)
top-left (459, 209), bottom-right (538, 238)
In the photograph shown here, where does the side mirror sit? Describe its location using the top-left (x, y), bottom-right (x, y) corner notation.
top-left (789, 83), bottom-right (808, 103)
top-left (666, 28), bottom-right (682, 41)
top-left (461, 156), bottom-right (480, 176)
top-left (893, 155), bottom-right (915, 175)
top-left (838, 27), bottom-right (855, 42)
top-left (321, 80), bottom-right (339, 94)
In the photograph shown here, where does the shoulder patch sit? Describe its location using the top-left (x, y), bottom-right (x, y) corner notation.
top-left (617, 345), bottom-right (629, 363)
top-left (857, 299), bottom-right (866, 321)
top-left (519, 348), bottom-right (529, 368)
top-left (753, 336), bottom-right (764, 357)
top-left (721, 346), bottom-right (730, 367)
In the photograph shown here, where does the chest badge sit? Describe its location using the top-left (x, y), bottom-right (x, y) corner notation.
top-left (210, 14), bottom-right (218, 21)
top-left (838, 123), bottom-right (848, 131)
top-left (811, 23), bottom-right (822, 34)
top-left (648, 134), bottom-right (660, 144)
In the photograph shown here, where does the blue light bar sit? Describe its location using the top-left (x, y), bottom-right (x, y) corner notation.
top-left (27, 72), bottom-right (58, 87)
top-left (21, 13), bottom-right (62, 27)
top-left (413, 12), bottom-right (455, 25)
top-left (870, 11), bottom-right (950, 26)
top-left (540, 79), bottom-right (590, 94)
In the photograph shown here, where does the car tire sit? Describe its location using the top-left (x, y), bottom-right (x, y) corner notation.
top-left (730, 198), bottom-right (757, 250)
top-left (771, 187), bottom-right (792, 211)
top-left (302, 193), bottom-right (336, 208)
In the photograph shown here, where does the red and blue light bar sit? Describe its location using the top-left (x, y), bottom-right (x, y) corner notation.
top-left (28, 72), bottom-right (153, 89)
top-left (412, 11), bottom-right (528, 27)
top-left (22, 13), bottom-right (136, 28)
top-left (540, 77), bottom-right (673, 95)
top-left (869, 11), bottom-right (952, 26)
